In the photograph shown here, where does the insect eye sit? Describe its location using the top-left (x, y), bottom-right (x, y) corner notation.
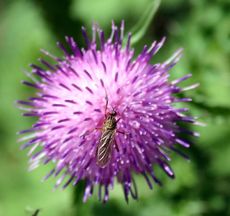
top-left (112, 111), bottom-right (117, 116)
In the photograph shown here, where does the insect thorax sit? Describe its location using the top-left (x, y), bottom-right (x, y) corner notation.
top-left (104, 115), bottom-right (117, 130)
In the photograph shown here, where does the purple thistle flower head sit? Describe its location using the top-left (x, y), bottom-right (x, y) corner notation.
top-left (18, 21), bottom-right (200, 202)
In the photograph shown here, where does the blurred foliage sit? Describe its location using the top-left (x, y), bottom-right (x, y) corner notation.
top-left (0, 0), bottom-right (230, 215)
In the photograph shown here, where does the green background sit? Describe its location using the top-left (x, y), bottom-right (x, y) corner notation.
top-left (0, 0), bottom-right (230, 215)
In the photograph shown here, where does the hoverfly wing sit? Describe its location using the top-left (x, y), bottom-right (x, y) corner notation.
top-left (96, 130), bottom-right (115, 167)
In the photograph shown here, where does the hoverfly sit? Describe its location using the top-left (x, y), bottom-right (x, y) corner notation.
top-left (96, 93), bottom-right (121, 168)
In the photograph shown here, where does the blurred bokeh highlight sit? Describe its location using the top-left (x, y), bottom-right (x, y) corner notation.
top-left (0, 0), bottom-right (230, 215)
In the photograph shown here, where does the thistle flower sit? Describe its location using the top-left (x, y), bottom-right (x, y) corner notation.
top-left (18, 21), bottom-right (200, 202)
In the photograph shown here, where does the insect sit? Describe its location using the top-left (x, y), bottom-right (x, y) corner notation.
top-left (96, 93), bottom-right (121, 168)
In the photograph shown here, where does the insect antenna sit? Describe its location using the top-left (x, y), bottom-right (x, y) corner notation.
top-left (103, 86), bottom-right (109, 116)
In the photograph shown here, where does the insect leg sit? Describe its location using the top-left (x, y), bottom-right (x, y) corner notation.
top-left (117, 130), bottom-right (132, 138)
top-left (80, 127), bottom-right (102, 138)
top-left (95, 127), bottom-right (103, 130)
top-left (116, 118), bottom-right (121, 123)
top-left (117, 130), bottom-right (128, 135)
top-left (114, 138), bottom-right (119, 152)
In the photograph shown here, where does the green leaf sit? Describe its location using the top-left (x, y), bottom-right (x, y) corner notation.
top-left (124, 0), bottom-right (161, 45)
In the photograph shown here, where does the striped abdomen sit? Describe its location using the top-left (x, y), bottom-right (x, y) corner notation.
top-left (96, 129), bottom-right (116, 167)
